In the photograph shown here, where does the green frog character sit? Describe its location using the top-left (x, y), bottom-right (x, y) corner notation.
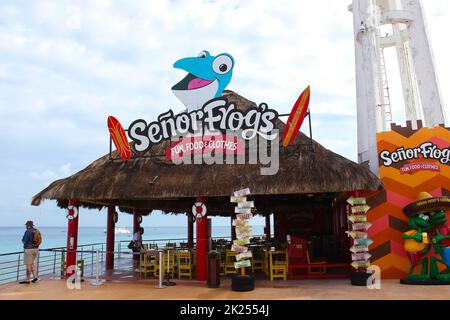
top-left (403, 213), bottom-right (432, 280)
top-left (429, 210), bottom-right (450, 281)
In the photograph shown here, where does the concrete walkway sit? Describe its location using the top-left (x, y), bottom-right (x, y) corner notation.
top-left (1, 277), bottom-right (449, 300)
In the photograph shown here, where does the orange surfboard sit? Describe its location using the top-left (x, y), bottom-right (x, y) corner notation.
top-left (107, 116), bottom-right (131, 161)
top-left (282, 86), bottom-right (311, 147)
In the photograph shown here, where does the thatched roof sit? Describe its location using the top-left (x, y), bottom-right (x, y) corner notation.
top-left (31, 91), bottom-right (382, 215)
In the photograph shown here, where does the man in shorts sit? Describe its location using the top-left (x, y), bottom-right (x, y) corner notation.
top-left (20, 220), bottom-right (40, 284)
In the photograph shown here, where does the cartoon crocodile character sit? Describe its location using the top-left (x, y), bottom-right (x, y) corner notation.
top-left (172, 50), bottom-right (234, 111)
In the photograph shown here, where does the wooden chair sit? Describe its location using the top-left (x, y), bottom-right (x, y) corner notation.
top-left (306, 244), bottom-right (327, 275)
top-left (268, 250), bottom-right (287, 280)
top-left (177, 250), bottom-right (192, 279)
top-left (140, 251), bottom-right (156, 278)
top-left (251, 247), bottom-right (264, 273)
top-left (224, 250), bottom-right (238, 275)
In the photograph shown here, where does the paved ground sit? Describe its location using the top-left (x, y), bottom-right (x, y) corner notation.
top-left (1, 275), bottom-right (450, 300)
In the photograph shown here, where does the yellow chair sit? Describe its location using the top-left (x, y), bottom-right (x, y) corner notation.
top-left (154, 250), bottom-right (175, 279)
top-left (252, 248), bottom-right (264, 273)
top-left (177, 251), bottom-right (192, 279)
top-left (218, 249), bottom-right (226, 276)
top-left (140, 251), bottom-right (156, 278)
top-left (224, 250), bottom-right (238, 275)
top-left (269, 250), bottom-right (287, 280)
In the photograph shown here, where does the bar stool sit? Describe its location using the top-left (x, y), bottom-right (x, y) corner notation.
top-left (177, 250), bottom-right (192, 279)
top-left (140, 251), bottom-right (156, 279)
top-left (224, 250), bottom-right (238, 275)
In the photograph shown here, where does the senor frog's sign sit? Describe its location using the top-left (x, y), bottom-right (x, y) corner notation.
top-left (379, 142), bottom-right (450, 174)
top-left (128, 97), bottom-right (279, 154)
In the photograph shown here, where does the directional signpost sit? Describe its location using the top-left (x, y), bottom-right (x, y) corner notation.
top-left (346, 196), bottom-right (372, 276)
top-left (230, 188), bottom-right (255, 292)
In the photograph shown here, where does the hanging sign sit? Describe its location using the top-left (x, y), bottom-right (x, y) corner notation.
top-left (234, 260), bottom-right (251, 269)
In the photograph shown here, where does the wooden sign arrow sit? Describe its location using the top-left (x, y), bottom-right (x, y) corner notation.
top-left (348, 215), bottom-right (368, 223)
top-left (351, 205), bottom-right (371, 214)
top-left (347, 231), bottom-right (368, 239)
top-left (350, 245), bottom-right (370, 253)
top-left (352, 222), bottom-right (372, 231)
top-left (351, 261), bottom-right (370, 269)
top-left (352, 253), bottom-right (372, 261)
top-left (347, 197), bottom-right (367, 206)
top-left (353, 238), bottom-right (374, 246)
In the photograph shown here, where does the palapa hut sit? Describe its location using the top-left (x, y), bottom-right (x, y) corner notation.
top-left (31, 90), bottom-right (383, 280)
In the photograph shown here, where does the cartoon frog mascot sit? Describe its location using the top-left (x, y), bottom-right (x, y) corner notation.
top-left (403, 210), bottom-right (432, 280)
top-left (402, 192), bottom-right (450, 284)
top-left (429, 209), bottom-right (450, 280)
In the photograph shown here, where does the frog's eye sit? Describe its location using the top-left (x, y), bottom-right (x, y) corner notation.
top-left (419, 214), bottom-right (429, 221)
top-left (212, 54), bottom-right (234, 74)
top-left (198, 50), bottom-right (209, 58)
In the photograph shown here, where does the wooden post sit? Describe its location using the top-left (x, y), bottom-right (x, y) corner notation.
top-left (66, 199), bottom-right (79, 277)
top-left (133, 209), bottom-right (140, 261)
top-left (105, 205), bottom-right (115, 270)
top-left (231, 213), bottom-right (236, 240)
top-left (187, 212), bottom-right (194, 247)
top-left (265, 213), bottom-right (271, 239)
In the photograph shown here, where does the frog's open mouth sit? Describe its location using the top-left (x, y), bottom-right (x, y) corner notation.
top-left (172, 73), bottom-right (218, 111)
top-left (172, 73), bottom-right (215, 91)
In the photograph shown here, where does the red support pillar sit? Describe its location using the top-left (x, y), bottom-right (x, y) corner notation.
top-left (231, 213), bottom-right (236, 240)
top-left (66, 199), bottom-right (79, 277)
top-left (105, 205), bottom-right (116, 271)
top-left (187, 212), bottom-right (194, 248)
top-left (196, 197), bottom-right (208, 281)
top-left (265, 213), bottom-right (271, 240)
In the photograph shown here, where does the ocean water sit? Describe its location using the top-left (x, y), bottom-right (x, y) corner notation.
top-left (0, 225), bottom-right (264, 254)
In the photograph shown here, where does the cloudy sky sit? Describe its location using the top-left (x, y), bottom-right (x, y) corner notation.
top-left (0, 0), bottom-right (449, 227)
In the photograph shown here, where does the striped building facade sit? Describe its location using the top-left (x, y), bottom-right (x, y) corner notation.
top-left (367, 122), bottom-right (450, 279)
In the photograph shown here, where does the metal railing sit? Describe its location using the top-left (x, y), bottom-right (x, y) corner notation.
top-left (0, 235), bottom-right (264, 285)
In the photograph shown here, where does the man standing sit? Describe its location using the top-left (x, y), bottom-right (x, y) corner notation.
top-left (20, 220), bottom-right (41, 284)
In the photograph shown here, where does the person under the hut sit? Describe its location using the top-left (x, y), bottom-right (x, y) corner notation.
top-left (132, 227), bottom-right (144, 270)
